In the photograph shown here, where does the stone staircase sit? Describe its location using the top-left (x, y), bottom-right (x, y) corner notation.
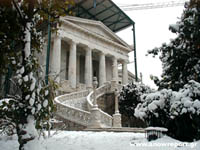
top-left (54, 81), bottom-right (145, 132)
top-left (54, 82), bottom-right (114, 129)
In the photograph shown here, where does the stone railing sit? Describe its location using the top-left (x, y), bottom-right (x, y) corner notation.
top-left (86, 82), bottom-right (111, 110)
top-left (55, 90), bottom-right (90, 126)
top-left (86, 82), bottom-right (113, 127)
top-left (58, 90), bottom-right (89, 103)
top-left (64, 97), bottom-right (88, 110)
top-left (56, 102), bottom-right (91, 126)
top-left (99, 109), bottom-right (113, 127)
top-left (55, 81), bottom-right (113, 128)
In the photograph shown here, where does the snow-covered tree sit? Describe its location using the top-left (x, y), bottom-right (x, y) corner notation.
top-left (0, 1), bottom-right (74, 150)
top-left (148, 0), bottom-right (200, 91)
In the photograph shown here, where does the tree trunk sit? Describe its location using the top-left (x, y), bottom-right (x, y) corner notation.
top-left (17, 115), bottom-right (42, 150)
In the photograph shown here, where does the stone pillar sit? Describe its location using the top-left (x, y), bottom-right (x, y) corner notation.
top-left (76, 54), bottom-right (80, 84)
top-left (51, 35), bottom-right (61, 83)
top-left (112, 57), bottom-right (118, 82)
top-left (113, 89), bottom-right (122, 128)
top-left (122, 60), bottom-right (128, 85)
top-left (85, 46), bottom-right (92, 89)
top-left (110, 57), bottom-right (118, 92)
top-left (68, 40), bottom-right (77, 89)
top-left (99, 52), bottom-right (106, 86)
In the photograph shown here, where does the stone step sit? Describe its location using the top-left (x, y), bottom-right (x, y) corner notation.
top-left (84, 127), bottom-right (145, 133)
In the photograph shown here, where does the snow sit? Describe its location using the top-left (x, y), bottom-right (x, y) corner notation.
top-left (148, 103), bottom-right (157, 111)
top-left (29, 98), bottom-right (35, 106)
top-left (145, 127), bottom-right (168, 132)
top-left (37, 104), bottom-right (42, 111)
top-left (30, 77), bottom-right (36, 91)
top-left (25, 95), bottom-right (30, 100)
top-left (45, 90), bottom-right (49, 96)
top-left (21, 115), bottom-right (43, 150)
top-left (0, 131), bottom-right (200, 150)
top-left (43, 100), bottom-right (48, 108)
top-left (24, 23), bottom-right (31, 58)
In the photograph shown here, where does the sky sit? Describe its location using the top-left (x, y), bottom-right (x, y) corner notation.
top-left (113, 0), bottom-right (186, 89)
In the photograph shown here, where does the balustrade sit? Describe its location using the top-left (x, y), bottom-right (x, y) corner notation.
top-left (86, 82), bottom-right (113, 127)
top-left (55, 81), bottom-right (113, 128)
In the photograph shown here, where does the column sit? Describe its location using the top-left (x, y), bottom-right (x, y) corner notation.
top-left (122, 60), bottom-right (128, 85)
top-left (112, 57), bottom-right (118, 82)
top-left (51, 35), bottom-right (61, 83)
top-left (99, 52), bottom-right (106, 86)
top-left (76, 54), bottom-right (80, 84)
top-left (68, 40), bottom-right (77, 88)
top-left (85, 46), bottom-right (92, 89)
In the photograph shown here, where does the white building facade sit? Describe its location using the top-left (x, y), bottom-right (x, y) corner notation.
top-left (41, 16), bottom-right (132, 93)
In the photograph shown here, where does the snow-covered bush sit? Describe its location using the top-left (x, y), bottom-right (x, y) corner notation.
top-left (135, 89), bottom-right (172, 127)
top-left (169, 80), bottom-right (200, 141)
top-left (119, 82), bottom-right (152, 117)
top-left (135, 80), bottom-right (200, 141)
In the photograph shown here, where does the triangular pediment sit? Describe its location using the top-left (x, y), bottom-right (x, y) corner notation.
top-left (61, 16), bottom-right (131, 49)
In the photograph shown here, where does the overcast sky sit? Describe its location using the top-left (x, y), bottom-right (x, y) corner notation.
top-left (113, 0), bottom-right (185, 89)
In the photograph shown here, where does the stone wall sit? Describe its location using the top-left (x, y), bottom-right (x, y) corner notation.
top-left (121, 115), bottom-right (146, 128)
top-left (97, 93), bottom-right (115, 116)
top-left (53, 115), bottom-right (86, 131)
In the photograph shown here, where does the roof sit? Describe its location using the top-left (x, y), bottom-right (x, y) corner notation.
top-left (68, 0), bottom-right (135, 33)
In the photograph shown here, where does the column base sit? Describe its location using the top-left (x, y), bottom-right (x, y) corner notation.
top-left (113, 113), bottom-right (122, 128)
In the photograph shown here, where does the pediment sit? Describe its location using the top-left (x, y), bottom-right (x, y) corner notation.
top-left (61, 16), bottom-right (131, 49)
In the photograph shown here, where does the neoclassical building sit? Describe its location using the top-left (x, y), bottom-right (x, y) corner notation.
top-left (38, 0), bottom-right (139, 130)
top-left (41, 16), bottom-right (132, 93)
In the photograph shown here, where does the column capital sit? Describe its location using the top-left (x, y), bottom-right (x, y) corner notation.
top-left (112, 56), bottom-right (118, 61)
top-left (122, 59), bottom-right (129, 64)
top-left (53, 34), bottom-right (61, 40)
top-left (99, 51), bottom-right (105, 55)
top-left (69, 39), bottom-right (78, 45)
top-left (85, 46), bottom-right (92, 51)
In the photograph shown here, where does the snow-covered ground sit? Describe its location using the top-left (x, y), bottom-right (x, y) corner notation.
top-left (0, 131), bottom-right (199, 150)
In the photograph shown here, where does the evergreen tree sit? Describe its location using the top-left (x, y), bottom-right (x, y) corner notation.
top-left (0, 0), bottom-right (74, 150)
top-left (148, 0), bottom-right (200, 91)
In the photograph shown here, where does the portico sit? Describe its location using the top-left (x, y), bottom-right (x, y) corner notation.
top-left (49, 16), bottom-right (131, 91)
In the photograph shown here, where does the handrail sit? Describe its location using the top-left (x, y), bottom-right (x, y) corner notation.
top-left (55, 82), bottom-right (113, 128)
top-left (86, 82), bottom-right (113, 127)
top-left (56, 101), bottom-right (91, 126)
top-left (86, 83), bottom-right (111, 110)
top-left (58, 90), bottom-right (89, 103)
top-left (55, 90), bottom-right (90, 126)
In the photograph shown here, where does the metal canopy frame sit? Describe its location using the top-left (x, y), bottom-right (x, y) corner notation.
top-left (66, 0), bottom-right (138, 81)
top-left (69, 0), bottom-right (135, 33)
